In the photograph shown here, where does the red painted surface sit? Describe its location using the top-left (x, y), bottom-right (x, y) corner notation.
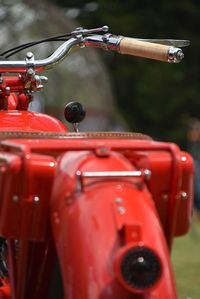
top-left (0, 111), bottom-right (68, 132)
top-left (49, 149), bottom-right (181, 299)
top-left (0, 134), bottom-right (193, 299)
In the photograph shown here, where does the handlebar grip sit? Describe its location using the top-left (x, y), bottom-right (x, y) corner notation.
top-left (119, 37), bottom-right (183, 63)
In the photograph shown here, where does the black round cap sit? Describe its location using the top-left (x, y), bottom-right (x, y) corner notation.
top-left (64, 101), bottom-right (86, 123)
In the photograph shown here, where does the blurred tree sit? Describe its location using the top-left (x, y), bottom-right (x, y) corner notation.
top-left (51, 0), bottom-right (199, 146)
top-left (1, 0), bottom-right (122, 131)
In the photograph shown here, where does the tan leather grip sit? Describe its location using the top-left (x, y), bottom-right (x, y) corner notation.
top-left (119, 37), bottom-right (171, 62)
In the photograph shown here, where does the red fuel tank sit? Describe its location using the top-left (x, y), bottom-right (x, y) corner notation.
top-left (0, 111), bottom-right (68, 132)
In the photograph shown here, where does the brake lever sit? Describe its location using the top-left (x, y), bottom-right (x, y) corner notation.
top-left (135, 39), bottom-right (190, 48)
top-left (71, 25), bottom-right (109, 36)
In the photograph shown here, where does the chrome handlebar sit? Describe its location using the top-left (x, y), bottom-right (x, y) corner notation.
top-left (0, 29), bottom-right (185, 73)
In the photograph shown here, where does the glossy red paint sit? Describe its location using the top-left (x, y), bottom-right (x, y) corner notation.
top-left (50, 148), bottom-right (178, 298)
top-left (0, 111), bottom-right (68, 132)
top-left (0, 284), bottom-right (11, 299)
top-left (0, 136), bottom-right (193, 299)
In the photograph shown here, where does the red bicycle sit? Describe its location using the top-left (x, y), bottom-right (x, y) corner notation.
top-left (0, 26), bottom-right (193, 299)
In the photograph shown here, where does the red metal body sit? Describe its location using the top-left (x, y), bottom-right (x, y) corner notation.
top-left (0, 127), bottom-right (194, 299)
top-left (0, 111), bottom-right (68, 132)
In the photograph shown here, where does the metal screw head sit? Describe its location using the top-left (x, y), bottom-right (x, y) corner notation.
top-left (5, 86), bottom-right (10, 96)
top-left (144, 169), bottom-right (151, 180)
top-left (181, 191), bottom-right (188, 201)
top-left (75, 27), bottom-right (83, 31)
top-left (33, 196), bottom-right (40, 203)
top-left (117, 206), bottom-right (126, 214)
top-left (26, 52), bottom-right (33, 59)
top-left (40, 76), bottom-right (48, 84)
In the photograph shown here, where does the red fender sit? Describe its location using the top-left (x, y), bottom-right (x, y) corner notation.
top-left (50, 150), bottom-right (178, 299)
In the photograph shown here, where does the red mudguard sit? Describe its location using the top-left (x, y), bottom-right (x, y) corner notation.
top-left (50, 150), bottom-right (178, 299)
top-left (0, 135), bottom-right (193, 298)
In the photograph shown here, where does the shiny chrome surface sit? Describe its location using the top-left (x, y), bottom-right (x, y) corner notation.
top-left (71, 25), bottom-right (109, 36)
top-left (84, 34), bottom-right (122, 51)
top-left (76, 170), bottom-right (143, 178)
top-left (0, 29), bottom-right (187, 72)
top-left (0, 38), bottom-right (80, 72)
top-left (0, 34), bottom-right (121, 73)
top-left (168, 47), bottom-right (184, 63)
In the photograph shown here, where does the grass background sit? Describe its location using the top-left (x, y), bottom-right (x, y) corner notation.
top-left (172, 218), bottom-right (200, 299)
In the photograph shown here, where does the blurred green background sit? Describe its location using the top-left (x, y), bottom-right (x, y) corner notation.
top-left (172, 220), bottom-right (200, 298)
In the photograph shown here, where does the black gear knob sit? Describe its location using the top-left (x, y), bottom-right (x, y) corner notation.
top-left (64, 101), bottom-right (86, 124)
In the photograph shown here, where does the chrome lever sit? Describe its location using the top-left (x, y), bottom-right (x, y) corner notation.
top-left (71, 25), bottom-right (109, 36)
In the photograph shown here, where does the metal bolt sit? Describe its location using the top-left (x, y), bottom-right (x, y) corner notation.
top-left (181, 191), bottom-right (188, 201)
top-left (144, 169), bottom-right (151, 180)
top-left (26, 52), bottom-right (33, 59)
top-left (33, 196), bottom-right (40, 203)
top-left (117, 206), bottom-right (126, 214)
top-left (75, 27), bottom-right (83, 31)
top-left (5, 86), bottom-right (10, 96)
top-left (102, 25), bottom-right (109, 32)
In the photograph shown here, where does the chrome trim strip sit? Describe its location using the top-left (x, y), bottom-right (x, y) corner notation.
top-left (76, 170), bottom-right (143, 178)
top-left (76, 169), bottom-right (151, 192)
